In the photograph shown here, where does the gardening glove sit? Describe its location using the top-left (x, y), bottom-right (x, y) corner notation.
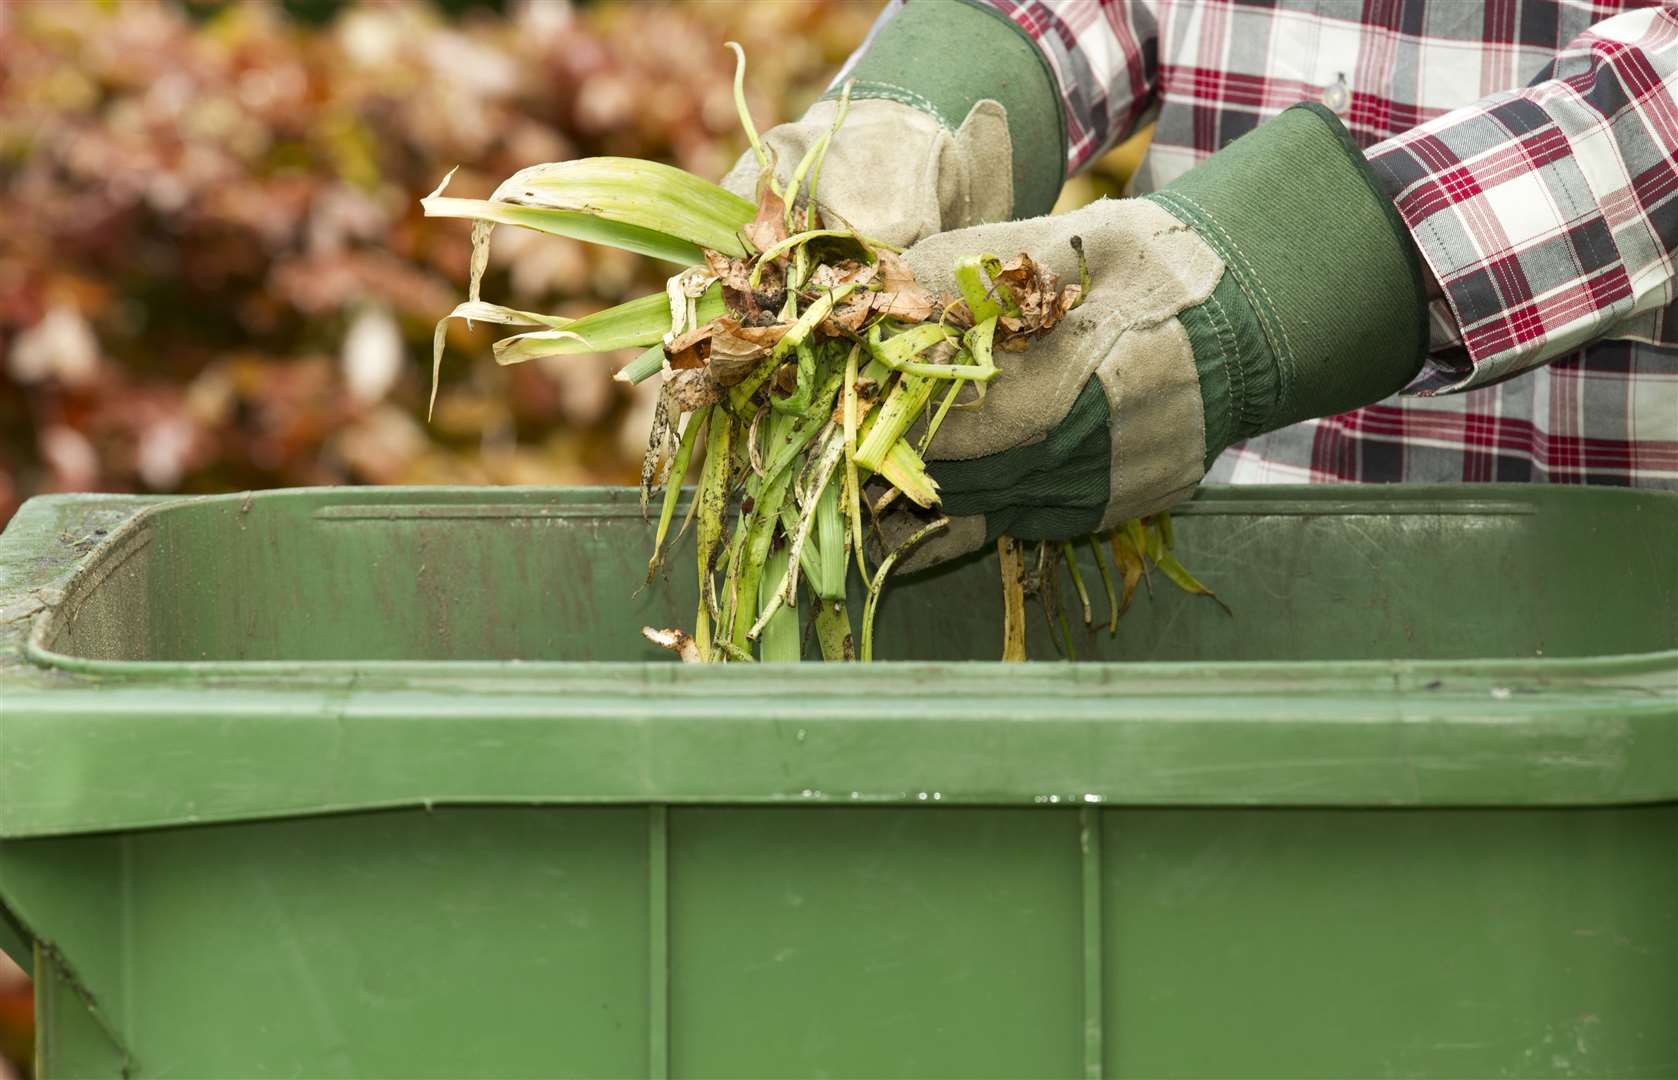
top-left (719, 0), bottom-right (1066, 246)
top-left (887, 104), bottom-right (1429, 568)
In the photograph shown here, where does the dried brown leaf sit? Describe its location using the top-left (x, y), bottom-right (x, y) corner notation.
top-left (870, 288), bottom-right (934, 323)
top-left (745, 186), bottom-right (789, 252)
top-left (665, 367), bottom-right (724, 411)
top-left (822, 300), bottom-right (874, 335)
top-left (707, 318), bottom-right (786, 386)
top-left (874, 249), bottom-right (917, 294)
top-left (665, 318), bottom-right (715, 372)
top-left (809, 260), bottom-right (874, 291)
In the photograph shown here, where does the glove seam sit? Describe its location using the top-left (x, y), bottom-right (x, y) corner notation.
top-left (1147, 188), bottom-right (1296, 425)
top-left (832, 81), bottom-right (956, 130)
top-left (1195, 286), bottom-right (1246, 450)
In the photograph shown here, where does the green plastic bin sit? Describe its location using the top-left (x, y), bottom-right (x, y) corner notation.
top-left (0, 485), bottom-right (1673, 1080)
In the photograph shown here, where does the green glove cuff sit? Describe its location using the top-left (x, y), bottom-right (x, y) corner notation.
top-left (1147, 103), bottom-right (1428, 439)
top-left (826, 0), bottom-right (1067, 217)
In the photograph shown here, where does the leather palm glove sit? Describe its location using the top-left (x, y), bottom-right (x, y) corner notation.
top-left (889, 104), bottom-right (1430, 566)
top-left (720, 0), bottom-right (1066, 246)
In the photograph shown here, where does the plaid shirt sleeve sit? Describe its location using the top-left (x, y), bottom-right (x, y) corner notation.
top-left (1365, 6), bottom-right (1678, 395)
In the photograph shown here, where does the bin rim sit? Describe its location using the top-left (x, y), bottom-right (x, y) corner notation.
top-left (3, 485), bottom-right (1673, 838)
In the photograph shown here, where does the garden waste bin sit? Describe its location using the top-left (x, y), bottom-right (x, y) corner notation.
top-left (0, 484), bottom-right (1673, 1079)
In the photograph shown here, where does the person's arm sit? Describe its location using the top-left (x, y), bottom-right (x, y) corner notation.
top-left (950, 0), bottom-right (1162, 179)
top-left (879, 103), bottom-right (1431, 567)
top-left (1366, 5), bottom-right (1678, 394)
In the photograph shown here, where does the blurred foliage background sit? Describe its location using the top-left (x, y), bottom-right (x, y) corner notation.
top-left (0, 0), bottom-right (1144, 534)
top-left (0, 0), bottom-right (893, 535)
top-left (0, 1), bottom-right (1143, 1072)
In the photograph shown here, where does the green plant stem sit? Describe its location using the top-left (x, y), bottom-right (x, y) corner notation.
top-left (1090, 535), bottom-right (1118, 636)
top-left (757, 544), bottom-right (801, 661)
top-left (813, 598), bottom-right (856, 661)
top-left (855, 373), bottom-right (938, 472)
top-left (1062, 540), bottom-right (1093, 627)
top-left (861, 517), bottom-right (948, 661)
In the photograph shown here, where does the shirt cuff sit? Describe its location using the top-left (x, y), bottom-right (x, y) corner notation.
top-left (1365, 92), bottom-right (1643, 396)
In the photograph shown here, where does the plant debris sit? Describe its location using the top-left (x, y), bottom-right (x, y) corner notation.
top-left (430, 45), bottom-right (1227, 661)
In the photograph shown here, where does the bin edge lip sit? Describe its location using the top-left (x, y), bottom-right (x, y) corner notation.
top-left (8, 484), bottom-right (1678, 689)
top-left (3, 790), bottom-right (1676, 843)
top-left (19, 633), bottom-right (1678, 690)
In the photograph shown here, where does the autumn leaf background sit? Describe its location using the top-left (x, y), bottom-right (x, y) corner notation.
top-left (0, 0), bottom-right (891, 534)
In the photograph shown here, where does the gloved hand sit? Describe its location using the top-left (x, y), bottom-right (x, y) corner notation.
top-left (719, 0), bottom-right (1066, 246)
top-left (886, 104), bottom-right (1430, 567)
top-left (720, 97), bottom-right (1012, 249)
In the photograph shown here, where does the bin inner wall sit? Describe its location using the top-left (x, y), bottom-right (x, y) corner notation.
top-left (35, 488), bottom-right (1678, 664)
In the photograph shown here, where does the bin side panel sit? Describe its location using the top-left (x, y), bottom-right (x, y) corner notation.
top-left (667, 807), bottom-right (1086, 1079)
top-left (36, 950), bottom-right (128, 1080)
top-left (1105, 805), bottom-right (1678, 1079)
top-left (17, 809), bottom-right (651, 1079)
top-left (0, 837), bottom-right (132, 1078)
top-left (10, 803), bottom-right (1678, 1078)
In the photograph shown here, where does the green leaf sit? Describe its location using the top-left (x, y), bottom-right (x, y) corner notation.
top-left (494, 286), bottom-right (723, 366)
top-left (424, 194), bottom-right (709, 267)
top-left (750, 229), bottom-right (868, 285)
top-left (861, 517), bottom-right (949, 661)
top-left (645, 407), bottom-right (708, 585)
top-left (1152, 549), bottom-right (1233, 616)
top-left (423, 157), bottom-right (755, 269)
top-left (489, 157), bottom-right (755, 257)
top-left (866, 321), bottom-right (997, 381)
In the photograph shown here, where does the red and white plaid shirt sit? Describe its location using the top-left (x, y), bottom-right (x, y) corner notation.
top-left (858, 0), bottom-right (1678, 486)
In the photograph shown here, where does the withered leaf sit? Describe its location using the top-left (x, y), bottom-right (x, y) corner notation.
top-left (992, 253), bottom-right (1069, 335)
top-left (703, 248), bottom-right (735, 282)
top-left (940, 294), bottom-right (975, 330)
top-left (822, 299), bottom-right (873, 335)
top-left (707, 249), bottom-right (761, 295)
top-left (808, 260), bottom-right (875, 292)
top-left (818, 285), bottom-right (935, 336)
top-left (665, 367), bottom-right (724, 411)
top-left (707, 319), bottom-right (786, 386)
top-left (870, 288), bottom-right (935, 323)
top-left (665, 319), bottom-right (718, 371)
top-left (920, 339), bottom-right (958, 367)
top-left (640, 387), bottom-right (678, 509)
top-left (874, 249), bottom-right (918, 294)
top-left (745, 185), bottom-right (789, 252)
